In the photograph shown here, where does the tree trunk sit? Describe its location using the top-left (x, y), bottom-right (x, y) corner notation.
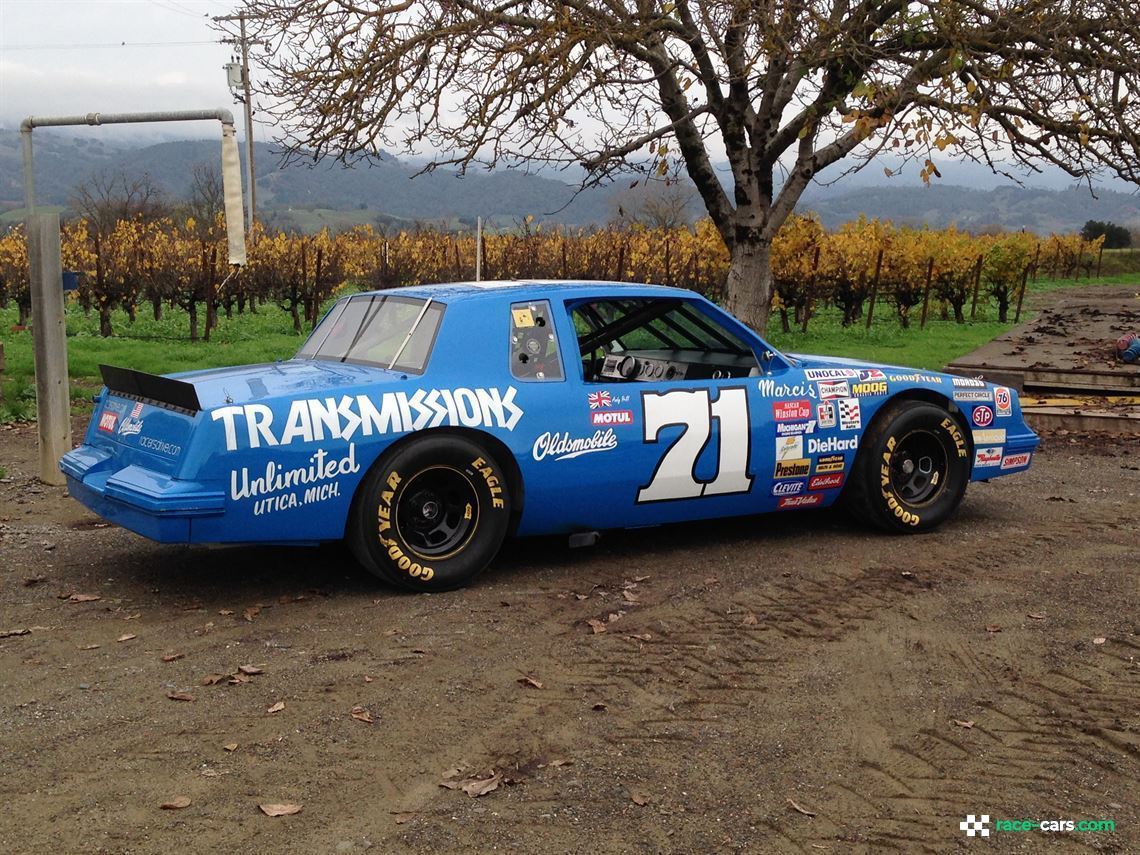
top-left (723, 242), bottom-right (772, 332)
top-left (188, 301), bottom-right (199, 342)
top-left (99, 305), bottom-right (113, 338)
top-left (18, 302), bottom-right (30, 326)
top-left (152, 296), bottom-right (162, 321)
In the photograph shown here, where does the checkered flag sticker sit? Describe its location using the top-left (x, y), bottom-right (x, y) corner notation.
top-left (838, 397), bottom-right (861, 429)
top-left (960, 814), bottom-right (990, 837)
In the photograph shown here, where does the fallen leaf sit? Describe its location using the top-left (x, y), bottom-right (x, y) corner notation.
top-left (243, 607), bottom-right (260, 622)
top-left (161, 653), bottom-right (184, 663)
top-left (574, 593), bottom-right (589, 601)
top-left (742, 613), bottom-right (759, 626)
top-left (632, 575), bottom-right (651, 582)
top-left (350, 706), bottom-right (374, 724)
top-left (363, 676), bottom-right (373, 683)
top-left (160, 796), bottom-right (191, 810)
top-left (68, 593), bottom-right (101, 603)
top-left (259, 803), bottom-right (302, 817)
top-left (542, 759), bottom-right (574, 768)
top-left (123, 613), bottom-right (141, 621)
top-left (1093, 637), bottom-right (1106, 645)
top-left (592, 702), bottom-right (607, 711)
top-left (228, 673), bottom-right (251, 685)
top-left (621, 590), bottom-right (639, 603)
top-left (900, 571), bottom-right (915, 578)
top-left (517, 675), bottom-right (544, 690)
top-left (223, 743), bottom-right (238, 752)
top-left (219, 609), bottom-right (234, 616)
top-left (78, 643), bottom-right (101, 650)
top-left (985, 624), bottom-right (1002, 633)
top-left (392, 812), bottom-right (414, 824)
top-left (787, 797), bottom-right (817, 817)
top-left (629, 789), bottom-right (651, 806)
top-left (238, 664), bottom-right (263, 675)
top-left (167, 692), bottom-right (194, 702)
top-left (1027, 613), bottom-right (1047, 621)
top-left (607, 611), bottom-right (624, 623)
top-left (201, 674), bottom-right (226, 686)
top-left (462, 771), bottom-right (502, 798)
top-left (952, 719), bottom-right (975, 729)
top-left (267, 701), bottom-right (285, 714)
top-left (437, 780), bottom-right (461, 790)
top-left (1, 628), bottom-right (32, 638)
top-left (384, 628), bottom-right (401, 636)
top-left (626, 633), bottom-right (653, 642)
top-left (586, 619), bottom-right (607, 635)
top-left (117, 633), bottom-right (137, 643)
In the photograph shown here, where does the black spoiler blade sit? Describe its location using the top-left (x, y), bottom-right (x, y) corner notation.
top-left (99, 364), bottom-right (202, 414)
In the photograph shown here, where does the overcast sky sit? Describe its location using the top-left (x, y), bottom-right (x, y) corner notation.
top-left (1, 0), bottom-right (262, 140)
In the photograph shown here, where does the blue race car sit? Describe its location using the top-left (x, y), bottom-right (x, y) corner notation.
top-left (62, 280), bottom-right (1038, 590)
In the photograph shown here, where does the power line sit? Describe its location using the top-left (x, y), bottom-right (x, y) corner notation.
top-left (1, 40), bottom-right (221, 50)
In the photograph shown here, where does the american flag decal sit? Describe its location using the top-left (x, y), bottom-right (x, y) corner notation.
top-left (588, 391), bottom-right (612, 409)
top-left (131, 402), bottom-right (144, 418)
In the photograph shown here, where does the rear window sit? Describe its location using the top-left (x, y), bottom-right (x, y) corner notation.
top-left (297, 295), bottom-right (444, 374)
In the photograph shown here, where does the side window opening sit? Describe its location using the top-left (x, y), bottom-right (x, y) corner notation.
top-left (510, 300), bottom-right (564, 381)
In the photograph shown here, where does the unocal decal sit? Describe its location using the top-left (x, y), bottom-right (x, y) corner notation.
top-left (212, 387), bottom-right (523, 451)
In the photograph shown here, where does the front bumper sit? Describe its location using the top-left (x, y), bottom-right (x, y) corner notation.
top-left (61, 445), bottom-right (224, 543)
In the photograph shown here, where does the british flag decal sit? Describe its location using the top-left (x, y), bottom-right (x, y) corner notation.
top-left (588, 391), bottom-right (612, 409)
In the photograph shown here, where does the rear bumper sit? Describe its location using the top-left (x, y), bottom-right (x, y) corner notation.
top-left (61, 445), bottom-right (224, 543)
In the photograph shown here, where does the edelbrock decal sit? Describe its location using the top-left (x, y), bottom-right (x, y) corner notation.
top-left (212, 387), bottom-right (523, 451)
top-left (533, 429), bottom-right (618, 461)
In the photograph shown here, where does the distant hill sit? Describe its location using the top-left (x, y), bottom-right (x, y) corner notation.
top-left (2, 130), bottom-right (1138, 234)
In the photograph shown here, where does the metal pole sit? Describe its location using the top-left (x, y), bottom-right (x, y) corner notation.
top-left (29, 213), bottom-right (71, 485)
top-left (239, 14), bottom-right (257, 230)
top-left (475, 216), bottom-right (483, 281)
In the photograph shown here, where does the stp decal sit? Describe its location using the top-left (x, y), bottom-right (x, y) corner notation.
top-left (972, 405), bottom-right (994, 427)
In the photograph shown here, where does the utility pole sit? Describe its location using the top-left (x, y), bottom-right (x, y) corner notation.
top-left (217, 13), bottom-right (257, 231)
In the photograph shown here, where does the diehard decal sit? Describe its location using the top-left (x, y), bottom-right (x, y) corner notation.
top-left (807, 435), bottom-right (857, 454)
top-left (838, 398), bottom-right (861, 431)
top-left (212, 386), bottom-right (524, 451)
top-left (994, 386), bottom-right (1012, 417)
top-left (533, 429), bottom-right (618, 461)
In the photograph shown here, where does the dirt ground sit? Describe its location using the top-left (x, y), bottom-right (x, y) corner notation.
top-left (1, 416), bottom-right (1137, 854)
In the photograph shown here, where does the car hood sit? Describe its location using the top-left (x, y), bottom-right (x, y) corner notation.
top-left (170, 359), bottom-right (406, 409)
top-left (787, 352), bottom-right (950, 377)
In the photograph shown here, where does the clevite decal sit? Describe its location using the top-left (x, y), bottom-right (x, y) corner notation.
top-left (212, 387), bottom-right (524, 451)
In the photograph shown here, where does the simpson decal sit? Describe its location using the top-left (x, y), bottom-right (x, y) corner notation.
top-left (212, 387), bottom-right (524, 451)
top-left (1000, 452), bottom-right (1031, 469)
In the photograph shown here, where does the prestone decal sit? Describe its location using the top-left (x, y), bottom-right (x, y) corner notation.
top-left (212, 387), bottom-right (523, 451)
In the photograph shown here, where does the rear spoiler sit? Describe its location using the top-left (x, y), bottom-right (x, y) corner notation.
top-left (99, 364), bottom-right (201, 414)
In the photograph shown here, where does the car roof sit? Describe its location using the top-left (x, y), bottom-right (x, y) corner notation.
top-left (355, 279), bottom-right (697, 302)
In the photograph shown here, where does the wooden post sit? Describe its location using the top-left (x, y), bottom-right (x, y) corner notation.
top-left (1032, 243), bottom-right (1041, 282)
top-left (969, 254), bottom-right (983, 320)
top-left (28, 213), bottom-right (72, 485)
top-left (865, 247), bottom-right (884, 329)
top-left (1013, 264), bottom-right (1031, 323)
top-left (1096, 244), bottom-right (1104, 278)
top-left (919, 256), bottom-right (935, 329)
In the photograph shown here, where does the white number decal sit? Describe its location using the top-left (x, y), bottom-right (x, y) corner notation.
top-left (637, 387), bottom-right (752, 503)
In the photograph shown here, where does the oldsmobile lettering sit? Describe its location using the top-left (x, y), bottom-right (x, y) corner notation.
top-left (533, 428), bottom-right (618, 461)
top-left (212, 386), bottom-right (523, 451)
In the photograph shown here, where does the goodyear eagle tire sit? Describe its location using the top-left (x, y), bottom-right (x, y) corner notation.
top-left (349, 435), bottom-right (511, 591)
top-left (845, 400), bottom-right (970, 533)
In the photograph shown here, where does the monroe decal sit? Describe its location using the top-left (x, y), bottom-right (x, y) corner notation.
top-left (212, 387), bottom-right (523, 451)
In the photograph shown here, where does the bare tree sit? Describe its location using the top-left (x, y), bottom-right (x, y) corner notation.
top-left (182, 162), bottom-right (226, 236)
top-left (611, 181), bottom-right (700, 230)
top-left (221, 0), bottom-right (1140, 331)
top-left (70, 170), bottom-right (169, 237)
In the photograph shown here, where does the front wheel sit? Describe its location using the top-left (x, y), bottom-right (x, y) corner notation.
top-left (348, 435), bottom-right (512, 591)
top-left (844, 400), bottom-right (971, 533)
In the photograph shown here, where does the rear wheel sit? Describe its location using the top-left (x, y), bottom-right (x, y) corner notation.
top-left (845, 400), bottom-right (971, 533)
top-left (349, 435), bottom-right (512, 591)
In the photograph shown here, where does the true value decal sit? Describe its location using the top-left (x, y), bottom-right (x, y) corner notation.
top-left (212, 387), bottom-right (523, 451)
top-left (231, 445), bottom-right (362, 515)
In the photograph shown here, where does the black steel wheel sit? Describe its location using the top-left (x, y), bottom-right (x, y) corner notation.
top-left (349, 435), bottom-right (513, 591)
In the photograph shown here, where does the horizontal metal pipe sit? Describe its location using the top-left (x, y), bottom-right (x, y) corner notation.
top-left (20, 109), bottom-right (235, 132)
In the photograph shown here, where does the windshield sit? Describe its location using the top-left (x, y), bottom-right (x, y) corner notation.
top-left (297, 295), bottom-right (444, 373)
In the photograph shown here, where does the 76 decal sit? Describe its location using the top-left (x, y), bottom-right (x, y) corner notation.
top-left (637, 388), bottom-right (752, 503)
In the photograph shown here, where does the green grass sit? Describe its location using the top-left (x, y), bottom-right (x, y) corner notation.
top-left (1, 271), bottom-right (1137, 421)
